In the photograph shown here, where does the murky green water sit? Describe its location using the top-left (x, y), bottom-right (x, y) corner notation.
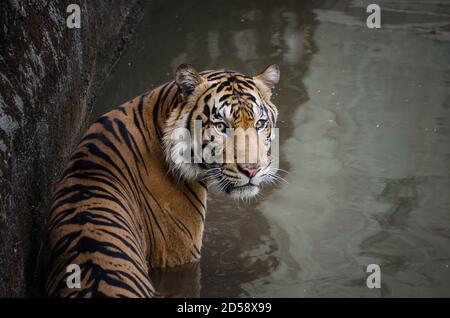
top-left (93, 0), bottom-right (450, 297)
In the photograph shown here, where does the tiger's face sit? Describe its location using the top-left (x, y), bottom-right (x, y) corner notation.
top-left (163, 64), bottom-right (280, 199)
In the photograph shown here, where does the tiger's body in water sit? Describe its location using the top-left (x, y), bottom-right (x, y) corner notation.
top-left (42, 64), bottom-right (280, 297)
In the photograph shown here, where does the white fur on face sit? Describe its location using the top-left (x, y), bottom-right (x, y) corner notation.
top-left (163, 122), bottom-right (276, 200)
top-left (163, 66), bottom-right (280, 199)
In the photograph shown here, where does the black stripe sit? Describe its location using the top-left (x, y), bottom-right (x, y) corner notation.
top-left (94, 116), bottom-right (121, 142)
top-left (182, 191), bottom-right (205, 222)
top-left (185, 182), bottom-right (206, 210)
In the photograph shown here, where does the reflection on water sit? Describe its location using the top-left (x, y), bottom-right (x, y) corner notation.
top-left (93, 0), bottom-right (450, 297)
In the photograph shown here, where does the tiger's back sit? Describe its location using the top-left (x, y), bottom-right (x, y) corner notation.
top-left (44, 83), bottom-right (207, 297)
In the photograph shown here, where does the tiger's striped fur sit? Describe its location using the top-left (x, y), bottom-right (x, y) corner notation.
top-left (42, 64), bottom-right (280, 297)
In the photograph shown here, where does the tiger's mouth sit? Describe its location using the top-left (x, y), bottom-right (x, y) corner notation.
top-left (200, 166), bottom-right (270, 199)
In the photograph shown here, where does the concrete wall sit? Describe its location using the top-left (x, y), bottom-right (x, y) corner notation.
top-left (0, 0), bottom-right (143, 297)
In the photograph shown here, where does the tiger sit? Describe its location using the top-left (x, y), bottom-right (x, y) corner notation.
top-left (42, 63), bottom-right (280, 297)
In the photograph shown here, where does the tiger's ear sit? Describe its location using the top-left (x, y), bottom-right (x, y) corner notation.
top-left (175, 64), bottom-right (204, 99)
top-left (254, 64), bottom-right (280, 95)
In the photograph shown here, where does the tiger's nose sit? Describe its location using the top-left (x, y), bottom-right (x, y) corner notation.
top-left (237, 163), bottom-right (261, 178)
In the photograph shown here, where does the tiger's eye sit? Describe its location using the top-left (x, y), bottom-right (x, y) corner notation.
top-left (216, 122), bottom-right (226, 132)
top-left (256, 120), bottom-right (266, 130)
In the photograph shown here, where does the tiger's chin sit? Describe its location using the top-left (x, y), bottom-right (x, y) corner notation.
top-left (225, 184), bottom-right (261, 200)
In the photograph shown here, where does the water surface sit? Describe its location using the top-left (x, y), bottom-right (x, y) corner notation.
top-left (94, 0), bottom-right (450, 297)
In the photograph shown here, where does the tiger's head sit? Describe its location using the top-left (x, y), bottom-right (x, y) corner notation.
top-left (163, 64), bottom-right (280, 199)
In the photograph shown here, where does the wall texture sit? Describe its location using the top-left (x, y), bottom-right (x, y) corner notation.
top-left (0, 0), bottom-right (143, 297)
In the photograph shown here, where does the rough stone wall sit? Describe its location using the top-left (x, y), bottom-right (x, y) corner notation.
top-left (0, 0), bottom-right (143, 297)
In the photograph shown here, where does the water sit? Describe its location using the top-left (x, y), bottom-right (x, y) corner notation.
top-left (93, 0), bottom-right (450, 297)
